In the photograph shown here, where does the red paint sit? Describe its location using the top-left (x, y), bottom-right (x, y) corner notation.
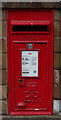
top-left (7, 9), bottom-right (54, 115)
top-left (28, 53), bottom-right (32, 55)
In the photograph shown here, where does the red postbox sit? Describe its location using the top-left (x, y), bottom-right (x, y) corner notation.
top-left (7, 9), bottom-right (54, 115)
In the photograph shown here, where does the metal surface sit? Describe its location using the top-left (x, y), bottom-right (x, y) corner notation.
top-left (7, 9), bottom-right (54, 115)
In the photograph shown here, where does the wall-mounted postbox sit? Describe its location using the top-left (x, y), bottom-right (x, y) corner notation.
top-left (7, 9), bottom-right (53, 115)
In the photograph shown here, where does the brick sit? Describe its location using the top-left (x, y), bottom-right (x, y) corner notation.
top-left (0, 54), bottom-right (6, 69)
top-left (2, 54), bottom-right (6, 70)
top-left (54, 10), bottom-right (59, 21)
top-left (54, 53), bottom-right (61, 68)
top-left (0, 85), bottom-right (7, 100)
top-left (2, 70), bottom-right (7, 85)
top-left (59, 69), bottom-right (61, 85)
top-left (54, 54), bottom-right (59, 68)
top-left (0, 116), bottom-right (2, 119)
top-left (58, 38), bottom-right (61, 52)
top-left (0, 9), bottom-right (2, 20)
top-left (54, 2), bottom-right (61, 8)
top-left (41, 2), bottom-right (54, 8)
top-left (0, 70), bottom-right (2, 85)
top-left (53, 100), bottom-right (60, 114)
top-left (0, 100), bottom-right (2, 115)
top-left (59, 10), bottom-right (61, 21)
top-left (0, 54), bottom-right (2, 69)
top-left (0, 86), bottom-right (2, 99)
top-left (0, 38), bottom-right (2, 53)
top-left (54, 70), bottom-right (59, 85)
top-left (2, 2), bottom-right (19, 8)
top-left (0, 70), bottom-right (7, 85)
top-left (59, 100), bottom-right (61, 112)
top-left (2, 38), bottom-right (6, 54)
top-left (0, 38), bottom-right (6, 54)
top-left (0, 21), bottom-right (7, 38)
top-left (0, 100), bottom-right (7, 114)
top-left (54, 69), bottom-right (61, 85)
top-left (54, 21), bottom-right (61, 37)
top-left (59, 86), bottom-right (61, 100)
top-left (2, 9), bottom-right (7, 21)
top-left (54, 10), bottom-right (61, 21)
top-left (54, 37), bottom-right (61, 52)
top-left (59, 54), bottom-right (61, 68)
top-left (59, 22), bottom-right (61, 37)
top-left (0, 1), bottom-right (2, 8)
top-left (54, 22), bottom-right (59, 37)
top-left (2, 21), bottom-right (7, 38)
top-left (19, 2), bottom-right (42, 8)
top-left (0, 21), bottom-right (2, 37)
top-left (53, 85), bottom-right (59, 99)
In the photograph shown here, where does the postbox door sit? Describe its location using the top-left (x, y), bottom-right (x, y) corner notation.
top-left (14, 41), bottom-right (49, 113)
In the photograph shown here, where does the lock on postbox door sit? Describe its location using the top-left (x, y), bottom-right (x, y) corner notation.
top-left (7, 10), bottom-right (53, 115)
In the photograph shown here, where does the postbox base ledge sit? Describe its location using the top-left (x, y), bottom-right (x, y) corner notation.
top-left (9, 111), bottom-right (52, 116)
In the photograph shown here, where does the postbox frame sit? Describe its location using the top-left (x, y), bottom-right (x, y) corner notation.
top-left (7, 9), bottom-right (54, 115)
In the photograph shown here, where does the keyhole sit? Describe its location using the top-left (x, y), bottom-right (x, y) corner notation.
top-left (19, 79), bottom-right (23, 83)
